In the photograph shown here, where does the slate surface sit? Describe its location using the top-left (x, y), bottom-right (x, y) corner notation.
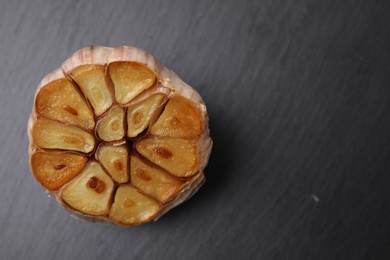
top-left (1, 0), bottom-right (390, 259)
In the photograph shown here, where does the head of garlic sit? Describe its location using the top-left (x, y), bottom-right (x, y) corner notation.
top-left (27, 46), bottom-right (212, 226)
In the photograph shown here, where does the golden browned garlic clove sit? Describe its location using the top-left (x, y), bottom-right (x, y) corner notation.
top-left (130, 155), bottom-right (183, 203)
top-left (127, 93), bottom-right (166, 138)
top-left (28, 46), bottom-right (212, 226)
top-left (69, 64), bottom-right (113, 116)
top-left (109, 185), bottom-right (160, 225)
top-left (96, 145), bottom-right (129, 183)
top-left (36, 78), bottom-right (95, 130)
top-left (150, 96), bottom-right (203, 138)
top-left (61, 161), bottom-right (114, 216)
top-left (108, 61), bottom-right (156, 105)
top-left (31, 121), bottom-right (95, 153)
top-left (135, 137), bottom-right (200, 177)
top-left (96, 107), bottom-right (125, 142)
top-left (30, 151), bottom-right (87, 191)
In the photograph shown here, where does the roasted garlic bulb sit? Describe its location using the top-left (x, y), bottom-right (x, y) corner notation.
top-left (27, 46), bottom-right (212, 226)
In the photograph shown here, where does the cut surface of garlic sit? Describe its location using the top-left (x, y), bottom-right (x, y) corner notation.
top-left (28, 46), bottom-right (212, 226)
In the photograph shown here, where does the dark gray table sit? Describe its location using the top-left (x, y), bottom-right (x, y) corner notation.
top-left (1, 0), bottom-right (390, 259)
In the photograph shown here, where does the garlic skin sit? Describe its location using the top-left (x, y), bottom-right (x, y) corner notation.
top-left (27, 46), bottom-right (212, 226)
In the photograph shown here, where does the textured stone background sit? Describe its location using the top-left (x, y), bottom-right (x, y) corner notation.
top-left (1, 0), bottom-right (390, 259)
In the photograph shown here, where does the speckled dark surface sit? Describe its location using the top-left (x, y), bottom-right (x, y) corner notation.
top-left (1, 0), bottom-right (390, 259)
